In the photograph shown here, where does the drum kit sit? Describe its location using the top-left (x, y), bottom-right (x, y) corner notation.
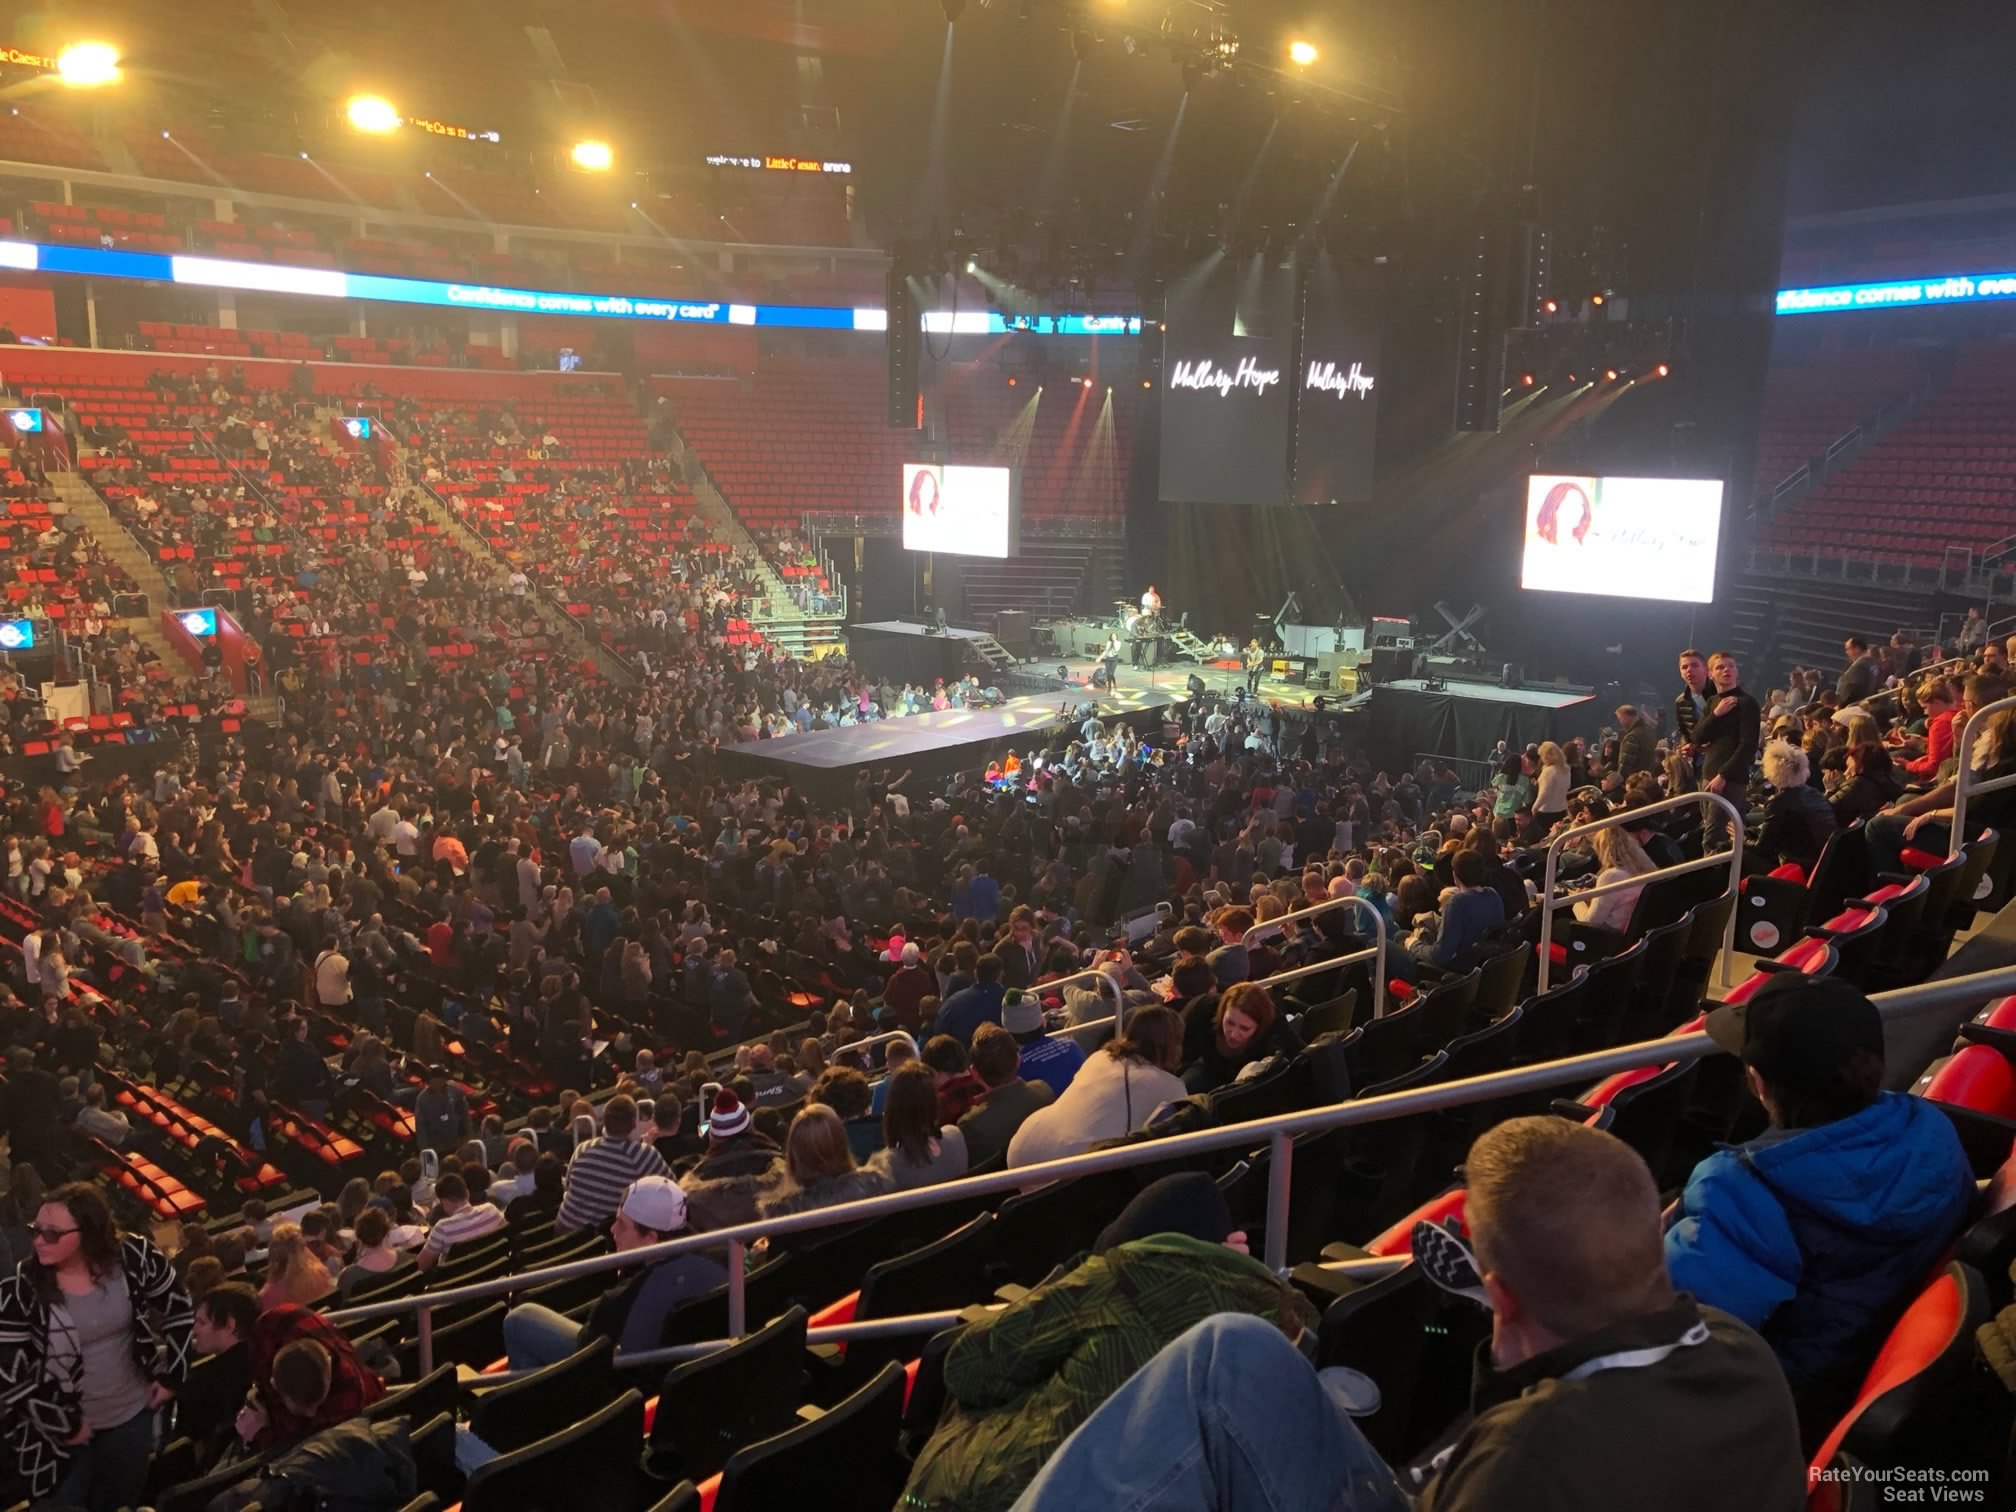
top-left (1115, 600), bottom-right (1167, 642)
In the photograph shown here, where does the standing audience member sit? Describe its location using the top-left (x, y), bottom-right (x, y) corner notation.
top-left (0, 1183), bottom-right (194, 1511)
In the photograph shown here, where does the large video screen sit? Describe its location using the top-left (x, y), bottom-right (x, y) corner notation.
top-left (1158, 257), bottom-right (1296, 506)
top-left (1293, 259), bottom-right (1381, 506)
top-left (1520, 475), bottom-right (1724, 604)
top-left (901, 463), bottom-right (1019, 558)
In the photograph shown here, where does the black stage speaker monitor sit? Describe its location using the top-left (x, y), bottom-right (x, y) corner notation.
top-left (886, 266), bottom-right (920, 428)
top-left (1368, 647), bottom-right (1417, 685)
top-left (1501, 662), bottom-right (1524, 689)
top-left (994, 610), bottom-right (1031, 656)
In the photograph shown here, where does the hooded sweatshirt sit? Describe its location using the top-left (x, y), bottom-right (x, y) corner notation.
top-left (1664, 1091), bottom-right (1971, 1430)
top-left (901, 1232), bottom-right (1315, 1512)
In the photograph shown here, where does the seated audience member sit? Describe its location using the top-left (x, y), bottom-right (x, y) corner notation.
top-left (1571, 825), bottom-right (1657, 933)
top-left (498, 1176), bottom-right (726, 1371)
top-left (1013, 1119), bottom-right (1805, 1512)
top-left (1864, 701), bottom-right (2016, 878)
top-left (1001, 986), bottom-right (1085, 1100)
top-left (938, 952), bottom-right (1008, 1046)
top-left (1747, 740), bottom-right (1837, 876)
top-left (956, 1023), bottom-right (1054, 1167)
top-left (257, 1223), bottom-right (334, 1311)
top-left (869, 1036), bottom-right (918, 1117)
top-left (812, 1063), bottom-right (884, 1160)
top-left (1831, 741), bottom-right (1902, 829)
top-left (923, 1034), bottom-right (991, 1124)
top-left (757, 1105), bottom-right (891, 1217)
top-left (337, 1208), bottom-right (406, 1299)
top-left (1667, 974), bottom-right (1972, 1441)
top-left (414, 1168), bottom-right (504, 1271)
top-left (504, 1152), bottom-right (565, 1228)
top-left (867, 1063), bottom-right (970, 1189)
top-left (902, 1173), bottom-right (1317, 1512)
top-left (191, 1283), bottom-right (386, 1455)
top-left (1007, 1006), bottom-right (1189, 1168)
top-left (555, 1094), bottom-right (670, 1234)
top-left (488, 1140), bottom-right (540, 1207)
top-left (678, 1088), bottom-right (785, 1230)
top-left (1410, 849), bottom-right (1506, 967)
top-left (1181, 981), bottom-right (1300, 1092)
top-left (1205, 908), bottom-right (1254, 987)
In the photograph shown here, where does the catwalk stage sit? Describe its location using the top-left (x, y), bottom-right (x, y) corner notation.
top-left (716, 655), bottom-right (1316, 798)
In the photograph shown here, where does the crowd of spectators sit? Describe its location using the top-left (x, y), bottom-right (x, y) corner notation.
top-left (0, 393), bottom-right (2007, 1512)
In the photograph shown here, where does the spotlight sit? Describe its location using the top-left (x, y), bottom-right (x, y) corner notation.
top-left (346, 95), bottom-right (401, 133)
top-left (965, 258), bottom-right (976, 273)
top-left (299, 151), bottom-right (309, 160)
top-left (1142, 379), bottom-right (1152, 388)
top-left (1180, 58), bottom-right (1204, 91)
top-left (1591, 293), bottom-right (1605, 307)
top-left (1008, 376), bottom-right (1018, 386)
top-left (1567, 372), bottom-right (1577, 383)
top-left (1521, 373), bottom-right (1534, 386)
top-left (1604, 368), bottom-right (1618, 382)
top-left (1288, 39), bottom-right (1318, 65)
top-left (1657, 363), bottom-right (1670, 378)
top-left (571, 140), bottom-right (614, 171)
top-left (56, 42), bottom-right (121, 88)
top-left (161, 130), bottom-right (170, 139)
top-left (1543, 299), bottom-right (1557, 314)
top-left (941, 0), bottom-right (966, 19)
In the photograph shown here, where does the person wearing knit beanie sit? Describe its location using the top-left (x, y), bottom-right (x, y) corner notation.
top-left (707, 1086), bottom-right (751, 1139)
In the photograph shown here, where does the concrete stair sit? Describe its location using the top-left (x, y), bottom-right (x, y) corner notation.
top-left (48, 472), bottom-right (183, 670)
top-left (53, 470), bottom-right (281, 720)
top-left (662, 428), bottom-right (837, 660)
top-left (383, 435), bottom-right (637, 685)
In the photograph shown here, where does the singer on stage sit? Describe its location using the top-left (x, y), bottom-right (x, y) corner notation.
top-left (1101, 632), bottom-right (1123, 689)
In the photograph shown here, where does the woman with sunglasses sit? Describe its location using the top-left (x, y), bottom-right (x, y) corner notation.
top-left (0, 1182), bottom-right (194, 1511)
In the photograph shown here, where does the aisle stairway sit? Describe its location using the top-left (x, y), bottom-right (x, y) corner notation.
top-left (664, 429), bottom-right (844, 660)
top-left (44, 470), bottom-right (286, 718)
top-left (370, 421), bottom-right (637, 686)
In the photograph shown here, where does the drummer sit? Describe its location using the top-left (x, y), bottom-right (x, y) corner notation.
top-left (1140, 584), bottom-right (1163, 616)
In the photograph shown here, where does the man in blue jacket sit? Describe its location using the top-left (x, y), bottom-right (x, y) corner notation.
top-left (1666, 973), bottom-right (1972, 1445)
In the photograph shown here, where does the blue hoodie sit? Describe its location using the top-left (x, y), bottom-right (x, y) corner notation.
top-left (1665, 1092), bottom-right (1971, 1404)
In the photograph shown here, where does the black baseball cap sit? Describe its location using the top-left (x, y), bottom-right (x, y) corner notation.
top-left (1703, 972), bottom-right (1885, 1091)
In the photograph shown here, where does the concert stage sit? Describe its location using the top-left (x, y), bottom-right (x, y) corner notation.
top-left (716, 684), bottom-right (1177, 798)
top-left (845, 620), bottom-right (994, 685)
top-left (1367, 677), bottom-right (1600, 771)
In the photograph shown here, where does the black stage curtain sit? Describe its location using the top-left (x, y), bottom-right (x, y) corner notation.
top-left (1367, 686), bottom-right (1564, 774)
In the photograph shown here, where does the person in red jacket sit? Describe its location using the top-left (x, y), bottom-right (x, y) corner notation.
top-left (190, 1283), bottom-right (384, 1453)
top-left (1899, 677), bottom-right (1957, 782)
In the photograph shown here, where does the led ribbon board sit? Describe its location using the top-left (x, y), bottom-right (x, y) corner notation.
top-left (1776, 273), bottom-right (2016, 316)
top-left (0, 239), bottom-right (1139, 336)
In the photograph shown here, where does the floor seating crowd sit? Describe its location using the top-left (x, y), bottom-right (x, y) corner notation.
top-left (0, 609), bottom-right (2010, 1510)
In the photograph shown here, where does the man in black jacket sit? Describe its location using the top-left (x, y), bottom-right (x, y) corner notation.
top-left (1694, 651), bottom-right (1761, 852)
top-left (1013, 1117), bottom-right (1806, 1512)
top-left (1672, 648), bottom-right (1710, 766)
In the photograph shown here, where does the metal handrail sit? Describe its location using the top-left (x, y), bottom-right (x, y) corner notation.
top-left (1536, 792), bottom-right (1745, 993)
top-left (1948, 693), bottom-right (2016, 856)
top-left (1866, 652), bottom-right (1975, 706)
top-left (322, 962), bottom-right (2016, 1370)
top-left (1242, 896), bottom-right (1387, 1019)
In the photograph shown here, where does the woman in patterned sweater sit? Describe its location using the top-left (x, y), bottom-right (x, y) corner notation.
top-left (0, 1182), bottom-right (194, 1510)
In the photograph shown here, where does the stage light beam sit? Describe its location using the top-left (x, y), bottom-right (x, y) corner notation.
top-left (57, 42), bottom-right (121, 88)
top-left (346, 95), bottom-right (401, 134)
top-left (1657, 363), bottom-right (1670, 378)
top-left (571, 140), bottom-right (614, 171)
top-left (1288, 39), bottom-right (1318, 65)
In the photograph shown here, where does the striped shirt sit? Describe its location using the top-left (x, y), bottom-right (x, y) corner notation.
top-left (557, 1136), bottom-right (670, 1232)
top-left (422, 1201), bottom-right (505, 1257)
